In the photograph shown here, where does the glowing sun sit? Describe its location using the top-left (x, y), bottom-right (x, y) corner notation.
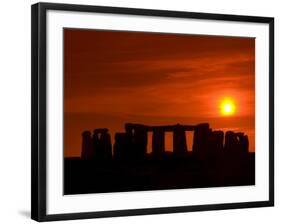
top-left (220, 98), bottom-right (236, 116)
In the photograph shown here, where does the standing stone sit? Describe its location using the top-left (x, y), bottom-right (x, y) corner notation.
top-left (173, 124), bottom-right (188, 156)
top-left (152, 129), bottom-right (165, 157)
top-left (241, 135), bottom-right (249, 153)
top-left (235, 132), bottom-right (244, 153)
top-left (133, 125), bottom-right (148, 160)
top-left (209, 130), bottom-right (224, 152)
top-left (224, 131), bottom-right (236, 153)
top-left (125, 123), bottom-right (134, 136)
top-left (235, 132), bottom-right (249, 154)
top-left (92, 128), bottom-right (112, 162)
top-left (193, 123), bottom-right (210, 157)
top-left (113, 132), bottom-right (133, 161)
top-left (81, 131), bottom-right (93, 159)
top-left (101, 131), bottom-right (112, 161)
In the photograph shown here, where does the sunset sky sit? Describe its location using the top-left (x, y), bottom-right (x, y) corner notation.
top-left (64, 28), bottom-right (255, 157)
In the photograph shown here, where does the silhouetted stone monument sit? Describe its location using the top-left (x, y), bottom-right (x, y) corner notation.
top-left (81, 123), bottom-right (250, 162)
top-left (123, 123), bottom-right (198, 158)
top-left (173, 124), bottom-right (188, 156)
top-left (81, 131), bottom-right (93, 159)
top-left (70, 122), bottom-right (255, 195)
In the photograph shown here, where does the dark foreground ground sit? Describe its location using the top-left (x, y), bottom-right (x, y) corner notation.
top-left (64, 152), bottom-right (255, 195)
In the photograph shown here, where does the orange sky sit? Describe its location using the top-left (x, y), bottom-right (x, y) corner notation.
top-left (64, 28), bottom-right (255, 157)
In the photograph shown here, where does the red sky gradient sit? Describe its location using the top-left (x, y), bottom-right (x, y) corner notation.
top-left (63, 29), bottom-right (255, 158)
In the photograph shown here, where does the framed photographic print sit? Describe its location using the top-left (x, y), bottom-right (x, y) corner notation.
top-left (31, 2), bottom-right (274, 222)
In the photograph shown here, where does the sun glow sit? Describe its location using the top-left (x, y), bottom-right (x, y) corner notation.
top-left (220, 98), bottom-right (236, 116)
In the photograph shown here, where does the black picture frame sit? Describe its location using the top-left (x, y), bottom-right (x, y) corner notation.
top-left (31, 2), bottom-right (274, 222)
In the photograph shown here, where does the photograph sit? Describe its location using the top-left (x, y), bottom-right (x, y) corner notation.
top-left (0, 0), bottom-right (277, 223)
top-left (63, 28), bottom-right (255, 195)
